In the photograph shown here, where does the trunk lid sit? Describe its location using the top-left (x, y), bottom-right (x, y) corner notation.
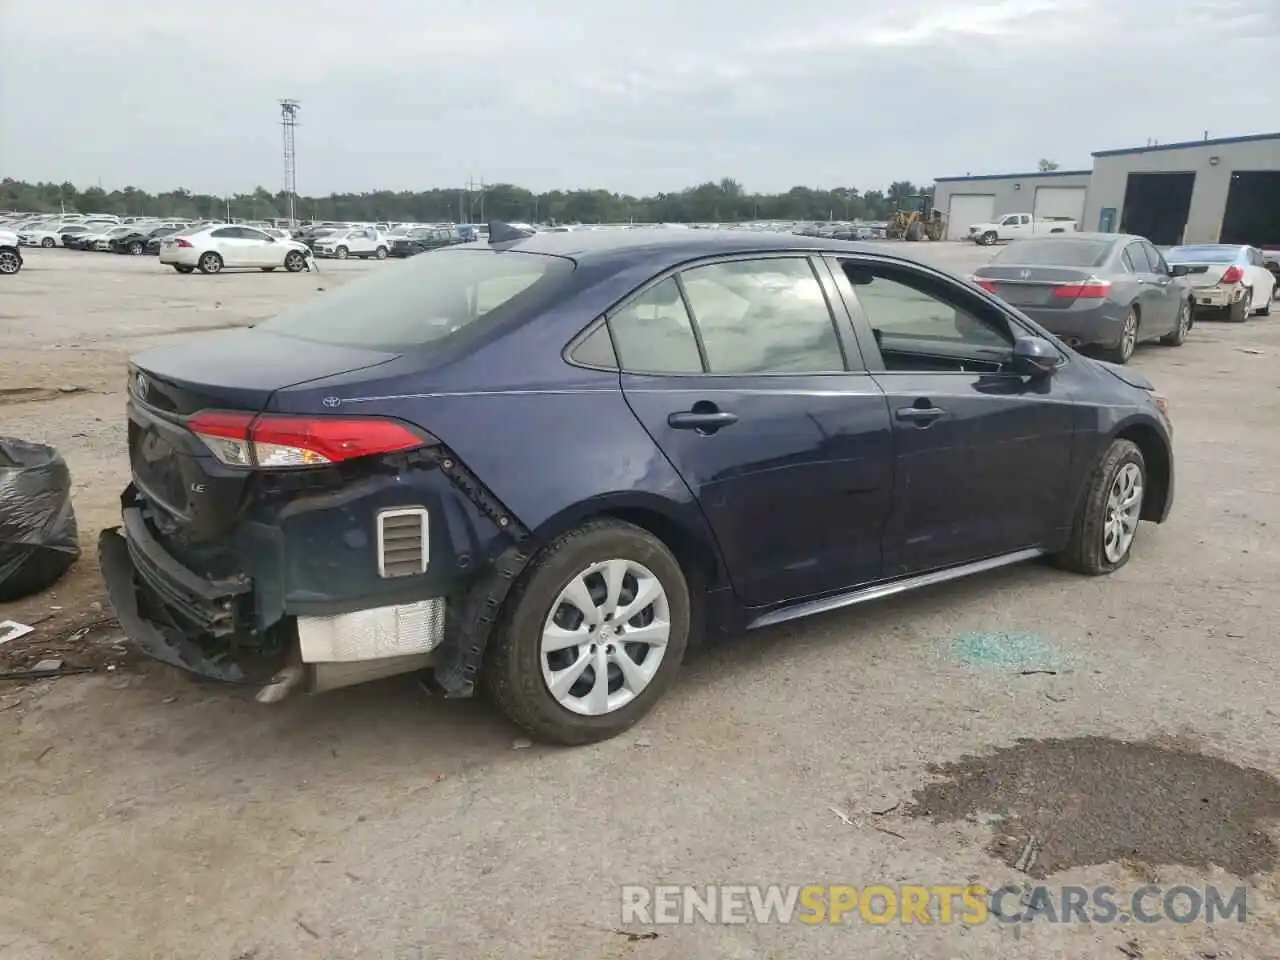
top-left (127, 329), bottom-right (401, 541)
top-left (973, 265), bottom-right (1097, 309)
top-left (1173, 263), bottom-right (1229, 288)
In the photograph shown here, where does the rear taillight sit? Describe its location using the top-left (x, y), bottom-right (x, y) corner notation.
top-left (188, 411), bottom-right (433, 468)
top-left (175, 238), bottom-right (192, 248)
top-left (1053, 279), bottom-right (1111, 300)
top-left (1220, 265), bottom-right (1243, 285)
top-left (971, 276), bottom-right (998, 293)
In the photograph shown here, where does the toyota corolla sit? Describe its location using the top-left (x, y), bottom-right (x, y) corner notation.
top-left (100, 224), bottom-right (1175, 744)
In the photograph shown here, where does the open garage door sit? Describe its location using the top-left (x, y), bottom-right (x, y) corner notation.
top-left (946, 195), bottom-right (995, 240)
top-left (1033, 186), bottom-right (1086, 223)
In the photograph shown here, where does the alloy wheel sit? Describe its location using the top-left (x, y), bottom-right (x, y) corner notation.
top-left (1103, 462), bottom-right (1144, 563)
top-left (0, 251), bottom-right (20, 274)
top-left (1121, 312), bottom-right (1137, 360)
top-left (540, 558), bottom-right (671, 716)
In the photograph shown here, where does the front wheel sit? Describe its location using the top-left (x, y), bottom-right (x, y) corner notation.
top-left (980, 231), bottom-right (997, 246)
top-left (1100, 308), bottom-right (1138, 364)
top-left (198, 251), bottom-right (223, 275)
top-left (40, 237), bottom-right (55, 248)
top-left (483, 519), bottom-right (690, 745)
top-left (335, 245), bottom-right (349, 260)
top-left (1159, 300), bottom-right (1190, 346)
top-left (0, 249), bottom-right (22, 275)
top-left (1053, 439), bottom-right (1147, 575)
top-left (128, 241), bottom-right (144, 256)
top-left (284, 251), bottom-right (307, 272)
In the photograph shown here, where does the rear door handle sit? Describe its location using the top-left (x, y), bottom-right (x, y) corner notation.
top-left (896, 406), bottom-right (946, 424)
top-left (668, 410), bottom-right (738, 431)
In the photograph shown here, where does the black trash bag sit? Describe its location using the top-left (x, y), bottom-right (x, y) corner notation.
top-left (0, 438), bottom-right (81, 602)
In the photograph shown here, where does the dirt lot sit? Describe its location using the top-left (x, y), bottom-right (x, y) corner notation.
top-left (2, 243), bottom-right (1280, 959)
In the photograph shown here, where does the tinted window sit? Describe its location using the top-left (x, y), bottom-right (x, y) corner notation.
top-left (256, 248), bottom-right (574, 351)
top-left (993, 238), bottom-right (1113, 267)
top-left (846, 267), bottom-right (1011, 348)
top-left (1121, 247), bottom-right (1140, 273)
top-left (210, 227), bottom-right (238, 238)
top-left (1164, 245), bottom-right (1242, 264)
top-left (680, 258), bottom-right (845, 374)
top-left (1142, 242), bottom-right (1169, 274)
top-left (570, 325), bottom-right (618, 368)
top-left (608, 277), bottom-right (703, 374)
top-left (1124, 243), bottom-right (1154, 272)
top-left (240, 228), bottom-right (270, 241)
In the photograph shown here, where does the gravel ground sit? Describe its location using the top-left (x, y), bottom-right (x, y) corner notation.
top-left (1, 243), bottom-right (1279, 959)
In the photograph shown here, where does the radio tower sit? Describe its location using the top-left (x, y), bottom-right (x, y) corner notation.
top-left (279, 99), bottom-right (300, 226)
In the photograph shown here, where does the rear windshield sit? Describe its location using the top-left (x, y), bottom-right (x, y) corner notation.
top-left (1164, 246), bottom-right (1240, 263)
top-left (993, 238), bottom-right (1112, 268)
top-left (255, 248), bottom-right (574, 350)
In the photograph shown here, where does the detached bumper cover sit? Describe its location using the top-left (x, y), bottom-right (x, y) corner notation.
top-left (99, 525), bottom-right (267, 683)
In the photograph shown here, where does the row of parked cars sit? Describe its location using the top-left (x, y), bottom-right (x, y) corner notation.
top-left (970, 233), bottom-right (1278, 363)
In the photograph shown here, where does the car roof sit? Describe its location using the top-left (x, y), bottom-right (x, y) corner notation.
top-left (485, 227), bottom-right (894, 269)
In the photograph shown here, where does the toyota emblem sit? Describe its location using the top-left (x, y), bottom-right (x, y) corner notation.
top-left (321, 396), bottom-right (341, 409)
top-left (1019, 269), bottom-right (1031, 279)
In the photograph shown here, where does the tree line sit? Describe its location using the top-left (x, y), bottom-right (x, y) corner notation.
top-left (0, 177), bottom-right (933, 225)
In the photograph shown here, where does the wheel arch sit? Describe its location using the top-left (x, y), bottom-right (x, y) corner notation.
top-left (530, 491), bottom-right (726, 594)
top-left (1113, 420), bottom-right (1171, 522)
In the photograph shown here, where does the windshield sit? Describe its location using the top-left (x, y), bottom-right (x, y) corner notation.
top-left (993, 238), bottom-right (1113, 268)
top-left (1164, 245), bottom-right (1241, 264)
top-left (256, 248), bottom-right (575, 350)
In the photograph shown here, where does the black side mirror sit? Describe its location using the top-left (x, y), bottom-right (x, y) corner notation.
top-left (1170, 264), bottom-right (1189, 277)
top-left (1012, 336), bottom-right (1065, 377)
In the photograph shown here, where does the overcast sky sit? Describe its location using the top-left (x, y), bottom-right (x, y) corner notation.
top-left (2, 0), bottom-right (1277, 197)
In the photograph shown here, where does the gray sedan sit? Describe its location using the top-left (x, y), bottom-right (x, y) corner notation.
top-left (971, 233), bottom-right (1194, 364)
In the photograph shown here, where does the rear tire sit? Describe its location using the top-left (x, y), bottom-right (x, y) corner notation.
top-left (1100, 308), bottom-right (1139, 364)
top-left (374, 246), bottom-right (388, 260)
top-left (1228, 292), bottom-right (1249, 323)
top-left (128, 241), bottom-right (144, 256)
top-left (482, 519), bottom-right (690, 745)
top-left (40, 238), bottom-right (55, 248)
top-left (905, 222), bottom-right (924, 242)
top-left (1159, 299), bottom-right (1190, 346)
top-left (197, 251), bottom-right (223, 275)
top-left (0, 249), bottom-right (22, 275)
top-left (173, 264), bottom-right (194, 274)
top-left (1053, 439), bottom-right (1147, 576)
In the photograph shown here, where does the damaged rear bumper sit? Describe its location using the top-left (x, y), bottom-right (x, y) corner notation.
top-left (99, 512), bottom-right (455, 697)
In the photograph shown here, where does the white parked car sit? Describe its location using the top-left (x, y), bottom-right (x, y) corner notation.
top-left (969, 214), bottom-right (1078, 245)
top-left (313, 226), bottom-right (389, 260)
top-left (19, 222), bottom-right (99, 247)
top-left (158, 224), bottom-right (315, 275)
top-left (0, 228), bottom-right (22, 275)
top-left (1163, 243), bottom-right (1277, 322)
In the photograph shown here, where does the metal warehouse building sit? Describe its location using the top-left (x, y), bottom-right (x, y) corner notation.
top-left (934, 132), bottom-right (1280, 246)
top-left (933, 170), bottom-right (1092, 241)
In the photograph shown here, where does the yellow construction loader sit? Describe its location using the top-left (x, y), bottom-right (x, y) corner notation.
top-left (886, 195), bottom-right (946, 241)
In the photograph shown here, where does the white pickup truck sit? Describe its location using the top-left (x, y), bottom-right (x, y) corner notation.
top-left (968, 213), bottom-right (1077, 246)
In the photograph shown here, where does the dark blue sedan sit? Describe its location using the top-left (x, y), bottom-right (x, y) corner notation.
top-left (99, 225), bottom-right (1175, 744)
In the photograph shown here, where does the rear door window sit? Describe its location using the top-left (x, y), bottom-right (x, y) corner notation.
top-left (1126, 243), bottom-right (1155, 273)
top-left (608, 277), bottom-right (704, 374)
top-left (678, 258), bottom-right (846, 374)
